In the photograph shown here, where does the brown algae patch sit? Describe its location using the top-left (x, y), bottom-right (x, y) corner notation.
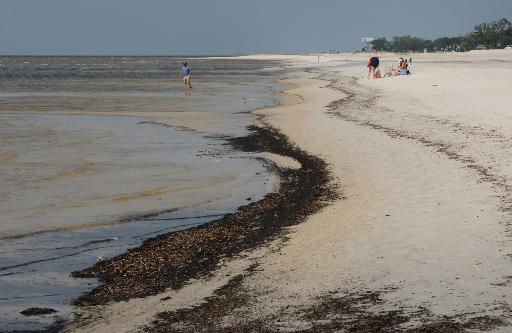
top-left (111, 175), bottom-right (238, 204)
top-left (111, 187), bottom-right (170, 203)
top-left (41, 166), bottom-right (91, 182)
top-left (0, 152), bottom-right (17, 163)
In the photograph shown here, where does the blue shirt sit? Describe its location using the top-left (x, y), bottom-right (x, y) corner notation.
top-left (182, 66), bottom-right (191, 76)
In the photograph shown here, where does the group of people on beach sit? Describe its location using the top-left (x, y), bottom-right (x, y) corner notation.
top-left (182, 56), bottom-right (411, 86)
top-left (388, 57), bottom-right (411, 76)
top-left (367, 56), bottom-right (412, 79)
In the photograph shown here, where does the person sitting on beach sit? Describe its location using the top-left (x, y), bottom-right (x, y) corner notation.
top-left (386, 58), bottom-right (403, 77)
top-left (401, 59), bottom-right (411, 75)
top-left (405, 59), bottom-right (412, 74)
top-left (399, 57), bottom-right (405, 69)
top-left (180, 62), bottom-right (192, 88)
top-left (367, 56), bottom-right (380, 79)
top-left (387, 57), bottom-right (410, 76)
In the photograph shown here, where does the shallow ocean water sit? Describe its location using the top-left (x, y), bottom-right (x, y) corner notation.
top-left (0, 56), bottom-right (286, 331)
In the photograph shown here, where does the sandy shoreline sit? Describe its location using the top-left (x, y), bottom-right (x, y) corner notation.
top-left (70, 125), bottom-right (335, 306)
top-left (30, 50), bottom-right (512, 332)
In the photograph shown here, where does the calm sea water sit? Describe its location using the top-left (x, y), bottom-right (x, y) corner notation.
top-left (0, 56), bottom-right (286, 331)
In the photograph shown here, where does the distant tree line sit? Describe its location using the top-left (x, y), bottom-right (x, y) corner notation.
top-left (368, 18), bottom-right (512, 52)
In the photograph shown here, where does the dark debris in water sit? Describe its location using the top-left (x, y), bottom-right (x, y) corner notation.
top-left (19, 308), bottom-right (57, 317)
top-left (71, 125), bottom-right (338, 306)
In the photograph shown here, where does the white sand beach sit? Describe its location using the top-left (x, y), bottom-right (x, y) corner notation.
top-left (68, 50), bottom-right (512, 331)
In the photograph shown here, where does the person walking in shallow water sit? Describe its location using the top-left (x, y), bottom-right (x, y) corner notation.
top-left (180, 62), bottom-right (192, 88)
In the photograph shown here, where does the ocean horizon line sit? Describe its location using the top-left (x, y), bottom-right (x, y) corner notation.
top-left (0, 53), bottom-right (247, 58)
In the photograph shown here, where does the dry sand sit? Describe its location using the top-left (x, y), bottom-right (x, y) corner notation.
top-left (68, 50), bottom-right (512, 332)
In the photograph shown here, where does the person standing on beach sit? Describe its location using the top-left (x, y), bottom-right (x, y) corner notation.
top-left (367, 56), bottom-right (380, 79)
top-left (180, 62), bottom-right (192, 89)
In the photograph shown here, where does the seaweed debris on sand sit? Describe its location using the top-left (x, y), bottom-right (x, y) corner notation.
top-left (71, 125), bottom-right (337, 306)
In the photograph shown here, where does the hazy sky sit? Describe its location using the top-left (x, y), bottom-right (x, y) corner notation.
top-left (1, 0), bottom-right (511, 55)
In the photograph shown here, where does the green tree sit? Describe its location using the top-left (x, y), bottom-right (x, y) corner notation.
top-left (365, 17), bottom-right (511, 53)
top-left (494, 18), bottom-right (512, 47)
top-left (433, 37), bottom-right (462, 51)
top-left (391, 36), bottom-right (429, 52)
top-left (423, 39), bottom-right (434, 52)
top-left (370, 38), bottom-right (391, 51)
top-left (467, 18), bottom-right (512, 49)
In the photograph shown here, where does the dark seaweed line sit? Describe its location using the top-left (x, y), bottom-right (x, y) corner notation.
top-left (70, 124), bottom-right (338, 306)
